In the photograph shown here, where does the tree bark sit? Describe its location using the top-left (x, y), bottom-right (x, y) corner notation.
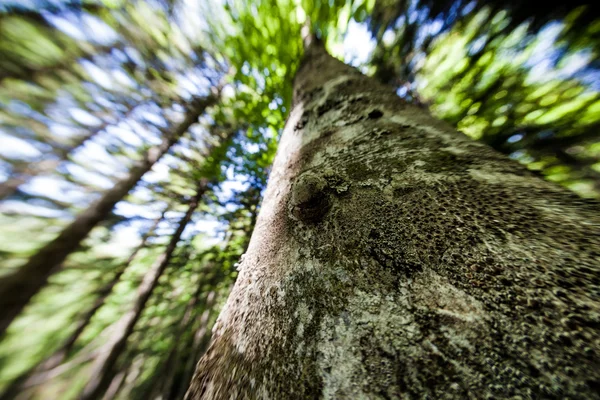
top-left (0, 209), bottom-right (166, 400)
top-left (0, 95), bottom-right (216, 337)
top-left (79, 179), bottom-right (210, 400)
top-left (186, 41), bottom-right (600, 399)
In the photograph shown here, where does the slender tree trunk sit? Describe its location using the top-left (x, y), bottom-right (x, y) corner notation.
top-left (0, 209), bottom-right (166, 400)
top-left (167, 202), bottom-right (258, 400)
top-left (175, 291), bottom-right (218, 400)
top-left (186, 40), bottom-right (600, 399)
top-left (55, 209), bottom-right (167, 359)
top-left (110, 356), bottom-right (146, 400)
top-left (145, 277), bottom-right (205, 400)
top-left (79, 179), bottom-right (209, 400)
top-left (101, 369), bottom-right (128, 400)
top-left (0, 95), bottom-right (216, 337)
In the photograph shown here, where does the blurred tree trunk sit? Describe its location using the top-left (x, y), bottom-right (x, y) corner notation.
top-left (185, 40), bottom-right (600, 399)
top-left (174, 290), bottom-right (218, 400)
top-left (79, 179), bottom-right (210, 400)
top-left (158, 290), bottom-right (219, 400)
top-left (0, 209), bottom-right (166, 400)
top-left (168, 196), bottom-right (258, 400)
top-left (0, 95), bottom-right (216, 337)
top-left (101, 369), bottom-right (128, 400)
top-left (145, 276), bottom-right (205, 400)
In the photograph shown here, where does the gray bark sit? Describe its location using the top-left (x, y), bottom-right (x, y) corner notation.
top-left (79, 179), bottom-right (209, 400)
top-left (0, 209), bottom-right (166, 400)
top-left (0, 95), bottom-right (216, 337)
top-left (185, 41), bottom-right (600, 399)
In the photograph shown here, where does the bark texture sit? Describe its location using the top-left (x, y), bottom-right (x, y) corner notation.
top-left (79, 179), bottom-right (209, 400)
top-left (0, 95), bottom-right (215, 337)
top-left (186, 41), bottom-right (600, 399)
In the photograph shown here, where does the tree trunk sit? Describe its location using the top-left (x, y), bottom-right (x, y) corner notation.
top-left (171, 204), bottom-right (257, 400)
top-left (101, 369), bottom-right (128, 400)
top-left (0, 209), bottom-right (166, 400)
top-left (147, 276), bottom-right (205, 400)
top-left (186, 40), bottom-right (600, 399)
top-left (79, 179), bottom-right (210, 400)
top-left (0, 95), bottom-right (216, 337)
top-left (175, 290), bottom-right (218, 400)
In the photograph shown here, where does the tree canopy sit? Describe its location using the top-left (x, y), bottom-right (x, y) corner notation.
top-left (0, 0), bottom-right (598, 398)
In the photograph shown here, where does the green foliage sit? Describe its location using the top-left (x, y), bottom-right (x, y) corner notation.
top-left (369, 1), bottom-right (600, 198)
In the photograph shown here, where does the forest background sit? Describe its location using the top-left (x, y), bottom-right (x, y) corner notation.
top-left (0, 0), bottom-right (598, 398)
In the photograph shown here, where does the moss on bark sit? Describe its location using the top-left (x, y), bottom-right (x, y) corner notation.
top-left (186, 41), bottom-right (600, 400)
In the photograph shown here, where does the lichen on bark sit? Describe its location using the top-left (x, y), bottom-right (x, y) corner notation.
top-left (186, 40), bottom-right (600, 399)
